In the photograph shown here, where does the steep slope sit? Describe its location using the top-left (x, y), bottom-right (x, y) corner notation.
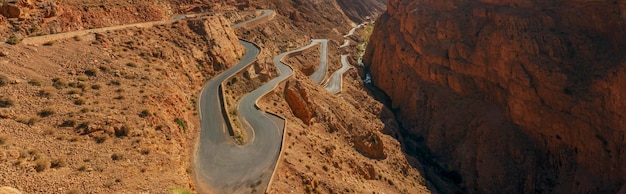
top-left (0, 16), bottom-right (243, 193)
top-left (365, 0), bottom-right (626, 193)
top-left (335, 0), bottom-right (387, 23)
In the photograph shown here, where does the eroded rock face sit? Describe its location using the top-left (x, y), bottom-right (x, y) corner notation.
top-left (365, 0), bottom-right (626, 193)
top-left (1, 1), bottom-right (21, 18)
top-left (284, 80), bottom-right (314, 125)
top-left (353, 131), bottom-right (386, 160)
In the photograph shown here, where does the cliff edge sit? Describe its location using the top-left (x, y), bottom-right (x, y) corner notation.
top-left (365, 0), bottom-right (626, 193)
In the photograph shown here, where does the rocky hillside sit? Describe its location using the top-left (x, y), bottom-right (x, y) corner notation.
top-left (0, 15), bottom-right (243, 193)
top-left (365, 0), bottom-right (626, 193)
top-left (335, 0), bottom-right (387, 23)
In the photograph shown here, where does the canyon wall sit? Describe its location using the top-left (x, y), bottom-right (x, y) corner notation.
top-left (364, 0), bottom-right (626, 193)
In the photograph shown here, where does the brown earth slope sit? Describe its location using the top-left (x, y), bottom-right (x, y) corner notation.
top-left (0, 16), bottom-right (243, 193)
top-left (365, 0), bottom-right (626, 193)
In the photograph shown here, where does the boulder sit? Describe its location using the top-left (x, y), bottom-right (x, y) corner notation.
top-left (283, 80), bottom-right (314, 125)
top-left (1, 1), bottom-right (21, 18)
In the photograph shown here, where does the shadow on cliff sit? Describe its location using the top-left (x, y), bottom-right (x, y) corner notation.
top-left (356, 64), bottom-right (467, 194)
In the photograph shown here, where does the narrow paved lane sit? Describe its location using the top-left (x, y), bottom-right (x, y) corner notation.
top-left (309, 39), bottom-right (329, 84)
top-left (194, 10), bottom-right (280, 194)
top-left (232, 10), bottom-right (275, 29)
top-left (324, 54), bottom-right (352, 94)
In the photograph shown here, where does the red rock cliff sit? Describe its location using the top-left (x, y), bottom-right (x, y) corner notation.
top-left (365, 0), bottom-right (626, 193)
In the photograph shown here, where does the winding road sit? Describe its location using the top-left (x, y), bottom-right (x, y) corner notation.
top-left (308, 39), bottom-right (329, 85)
top-left (194, 10), bottom-right (282, 194)
top-left (339, 39), bottom-right (350, 48)
top-left (324, 54), bottom-right (352, 94)
top-left (232, 10), bottom-right (275, 29)
top-left (195, 38), bottom-right (329, 193)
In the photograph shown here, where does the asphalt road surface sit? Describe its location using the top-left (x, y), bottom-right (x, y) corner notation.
top-left (308, 39), bottom-right (329, 85)
top-left (324, 54), bottom-right (352, 94)
top-left (194, 10), bottom-right (282, 194)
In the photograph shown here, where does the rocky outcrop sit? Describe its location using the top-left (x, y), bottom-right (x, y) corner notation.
top-left (1, 1), bottom-right (21, 18)
top-left (284, 80), bottom-right (314, 125)
top-left (42, 2), bottom-right (62, 18)
top-left (365, 0), bottom-right (626, 193)
top-left (186, 17), bottom-right (244, 71)
top-left (353, 131), bottom-right (386, 160)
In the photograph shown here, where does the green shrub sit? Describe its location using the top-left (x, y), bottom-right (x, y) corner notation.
top-left (175, 118), bottom-right (187, 132)
top-left (6, 35), bottom-right (21, 45)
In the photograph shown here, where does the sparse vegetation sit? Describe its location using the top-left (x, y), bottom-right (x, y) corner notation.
top-left (139, 109), bottom-right (150, 118)
top-left (111, 153), bottom-right (123, 161)
top-left (0, 96), bottom-right (15, 107)
top-left (15, 115), bottom-right (39, 126)
top-left (0, 75), bottom-right (8, 86)
top-left (169, 187), bottom-right (191, 194)
top-left (39, 87), bottom-right (56, 97)
top-left (43, 40), bottom-right (56, 46)
top-left (91, 84), bottom-right (101, 90)
top-left (114, 124), bottom-right (131, 137)
top-left (39, 107), bottom-right (56, 117)
top-left (35, 158), bottom-right (51, 172)
top-left (6, 35), bottom-right (21, 45)
top-left (74, 98), bottom-right (86, 105)
top-left (28, 79), bottom-right (42, 86)
top-left (0, 135), bottom-right (7, 145)
top-left (52, 77), bottom-right (68, 89)
top-left (110, 79), bottom-right (121, 86)
top-left (51, 158), bottom-right (68, 168)
top-left (60, 119), bottom-right (77, 127)
top-left (93, 135), bottom-right (107, 143)
top-left (175, 118), bottom-right (187, 132)
top-left (85, 68), bottom-right (98, 76)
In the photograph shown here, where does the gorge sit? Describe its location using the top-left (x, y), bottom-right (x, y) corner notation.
top-left (365, 0), bottom-right (626, 193)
